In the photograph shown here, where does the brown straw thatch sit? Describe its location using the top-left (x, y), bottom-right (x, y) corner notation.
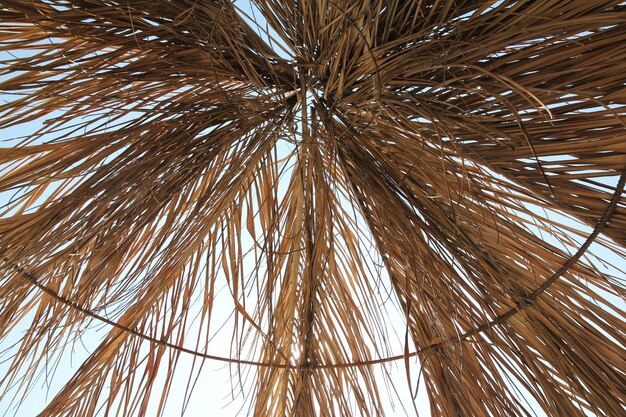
top-left (1, 1), bottom-right (625, 416)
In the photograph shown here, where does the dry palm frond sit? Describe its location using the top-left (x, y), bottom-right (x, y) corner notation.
top-left (1, 1), bottom-right (625, 416)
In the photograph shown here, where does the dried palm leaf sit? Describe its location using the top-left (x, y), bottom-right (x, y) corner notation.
top-left (0, 1), bottom-right (625, 416)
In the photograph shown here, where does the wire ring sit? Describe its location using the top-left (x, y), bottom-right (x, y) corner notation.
top-left (8, 166), bottom-right (624, 370)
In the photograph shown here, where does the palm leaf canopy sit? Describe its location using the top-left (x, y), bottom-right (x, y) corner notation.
top-left (1, 1), bottom-right (625, 416)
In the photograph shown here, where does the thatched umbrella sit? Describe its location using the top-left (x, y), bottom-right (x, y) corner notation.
top-left (0, 1), bottom-right (625, 416)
